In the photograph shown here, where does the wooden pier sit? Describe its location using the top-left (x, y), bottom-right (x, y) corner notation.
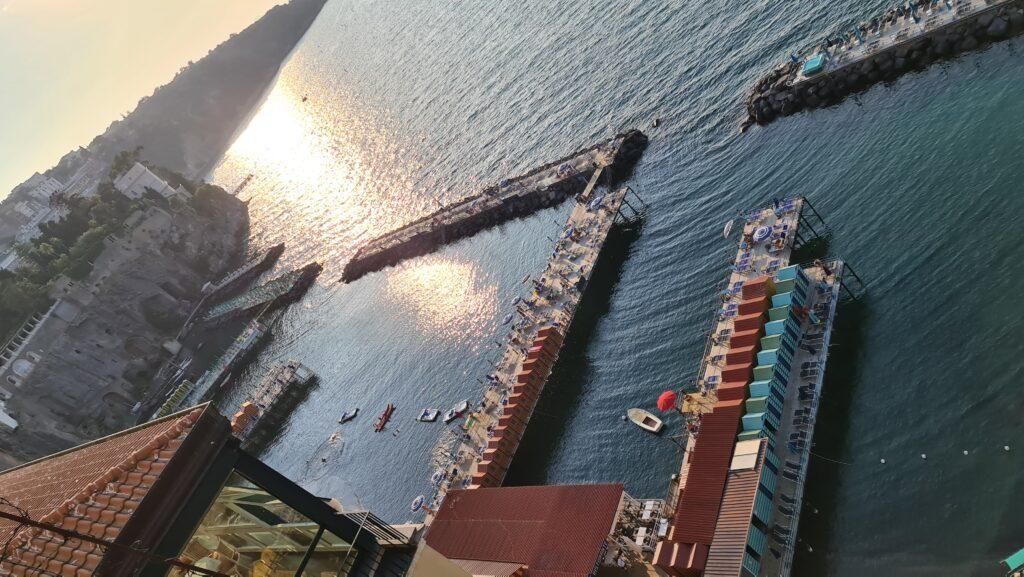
top-left (652, 199), bottom-right (862, 576)
top-left (747, 0), bottom-right (1024, 126)
top-left (341, 130), bottom-right (648, 282)
top-left (425, 183), bottom-right (643, 516)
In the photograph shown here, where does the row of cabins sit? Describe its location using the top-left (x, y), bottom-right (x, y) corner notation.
top-left (470, 325), bottom-right (565, 488)
top-left (655, 265), bottom-right (811, 577)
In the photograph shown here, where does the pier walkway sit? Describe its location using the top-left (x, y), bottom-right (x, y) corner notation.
top-left (747, 0), bottom-right (1024, 125)
top-left (341, 130), bottom-right (647, 282)
top-left (652, 198), bottom-right (861, 577)
top-left (201, 262), bottom-right (322, 324)
top-left (426, 184), bottom-right (641, 516)
top-left (759, 260), bottom-right (846, 577)
top-left (793, 0), bottom-right (1013, 85)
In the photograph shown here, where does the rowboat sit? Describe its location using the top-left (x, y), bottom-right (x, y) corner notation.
top-left (627, 408), bottom-right (664, 434)
top-left (418, 408), bottom-right (440, 422)
top-left (338, 408), bottom-right (359, 423)
top-left (374, 404), bottom-right (395, 432)
top-left (444, 400), bottom-right (469, 423)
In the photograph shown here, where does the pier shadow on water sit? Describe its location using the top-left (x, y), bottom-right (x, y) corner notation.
top-left (791, 295), bottom-right (870, 577)
top-left (791, 232), bottom-right (832, 266)
top-left (502, 216), bottom-right (644, 486)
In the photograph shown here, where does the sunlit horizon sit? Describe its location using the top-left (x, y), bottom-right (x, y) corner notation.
top-left (0, 0), bottom-right (285, 197)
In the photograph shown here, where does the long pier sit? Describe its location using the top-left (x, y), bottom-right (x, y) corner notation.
top-left (424, 184), bottom-right (643, 515)
top-left (201, 262), bottom-right (322, 324)
top-left (650, 199), bottom-right (862, 577)
top-left (746, 0), bottom-right (1024, 126)
top-left (341, 130), bottom-right (648, 282)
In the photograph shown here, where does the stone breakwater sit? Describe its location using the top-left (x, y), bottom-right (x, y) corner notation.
top-left (341, 129), bottom-right (648, 283)
top-left (746, 0), bottom-right (1024, 127)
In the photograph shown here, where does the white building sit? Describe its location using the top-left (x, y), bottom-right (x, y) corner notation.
top-left (10, 173), bottom-right (64, 202)
top-left (63, 158), bottom-right (104, 198)
top-left (113, 162), bottom-right (191, 201)
top-left (0, 248), bottom-right (23, 272)
top-left (27, 176), bottom-right (64, 202)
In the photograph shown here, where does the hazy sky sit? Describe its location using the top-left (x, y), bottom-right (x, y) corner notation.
top-left (0, 0), bottom-right (286, 197)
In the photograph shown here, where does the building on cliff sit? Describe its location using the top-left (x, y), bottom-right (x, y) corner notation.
top-left (0, 194), bottom-right (248, 464)
top-left (114, 162), bottom-right (192, 201)
top-left (0, 404), bottom-right (416, 577)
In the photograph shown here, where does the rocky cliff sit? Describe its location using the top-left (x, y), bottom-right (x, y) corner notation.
top-left (0, 188), bottom-right (247, 462)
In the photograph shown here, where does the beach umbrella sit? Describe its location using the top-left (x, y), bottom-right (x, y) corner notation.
top-left (657, 390), bottom-right (678, 412)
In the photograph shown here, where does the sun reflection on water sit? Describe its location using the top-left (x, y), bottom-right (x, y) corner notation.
top-left (384, 257), bottom-right (498, 342)
top-left (212, 63), bottom-right (435, 272)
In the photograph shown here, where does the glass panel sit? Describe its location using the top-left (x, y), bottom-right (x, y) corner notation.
top-left (172, 471), bottom-right (355, 577)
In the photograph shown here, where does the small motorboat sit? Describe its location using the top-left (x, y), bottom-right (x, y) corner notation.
top-left (723, 219), bottom-right (735, 239)
top-left (374, 404), bottom-right (395, 432)
top-left (338, 408), bottom-right (359, 423)
top-left (627, 408), bottom-right (664, 434)
top-left (410, 494), bottom-right (425, 513)
top-left (418, 408), bottom-right (440, 422)
top-left (443, 400), bottom-right (470, 423)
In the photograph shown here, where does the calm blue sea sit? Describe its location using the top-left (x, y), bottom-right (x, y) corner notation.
top-left (209, 0), bottom-right (1024, 574)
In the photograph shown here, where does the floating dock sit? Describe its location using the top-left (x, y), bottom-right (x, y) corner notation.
top-left (341, 130), bottom-right (648, 282)
top-left (651, 199), bottom-right (863, 577)
top-left (201, 261), bottom-right (322, 324)
top-left (230, 360), bottom-right (318, 450)
top-left (746, 0), bottom-right (1024, 126)
top-left (425, 182), bottom-right (645, 515)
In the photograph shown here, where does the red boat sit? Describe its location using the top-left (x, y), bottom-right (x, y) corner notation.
top-left (374, 404), bottom-right (396, 432)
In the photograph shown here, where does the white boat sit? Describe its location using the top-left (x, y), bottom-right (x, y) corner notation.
top-left (444, 400), bottom-right (469, 423)
top-left (338, 408), bottom-right (359, 423)
top-left (418, 408), bottom-right (440, 422)
top-left (627, 408), bottom-right (664, 434)
top-left (410, 494), bottom-right (425, 512)
top-left (723, 219), bottom-right (735, 239)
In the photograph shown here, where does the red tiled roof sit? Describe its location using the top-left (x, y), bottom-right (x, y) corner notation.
top-left (0, 407), bottom-right (204, 577)
top-left (720, 362), bottom-right (753, 383)
top-left (737, 297), bottom-right (769, 317)
top-left (740, 277), bottom-right (775, 300)
top-left (732, 313), bottom-right (764, 333)
top-left (724, 346), bottom-right (757, 366)
top-left (714, 382), bottom-right (749, 402)
top-left (426, 484), bottom-right (623, 577)
top-left (671, 400), bottom-right (744, 545)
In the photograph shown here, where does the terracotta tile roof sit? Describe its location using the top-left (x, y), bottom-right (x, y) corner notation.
top-left (670, 400), bottom-right (743, 545)
top-left (426, 484), bottom-right (622, 577)
top-left (0, 407), bottom-right (204, 577)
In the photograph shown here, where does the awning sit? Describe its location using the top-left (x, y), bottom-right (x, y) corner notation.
top-left (1005, 546), bottom-right (1024, 571)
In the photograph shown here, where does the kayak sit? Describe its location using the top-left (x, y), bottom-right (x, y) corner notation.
top-left (374, 404), bottom-right (395, 432)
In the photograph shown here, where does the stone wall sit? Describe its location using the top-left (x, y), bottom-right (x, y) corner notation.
top-left (746, 1), bottom-right (1024, 126)
top-left (342, 130), bottom-right (649, 282)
